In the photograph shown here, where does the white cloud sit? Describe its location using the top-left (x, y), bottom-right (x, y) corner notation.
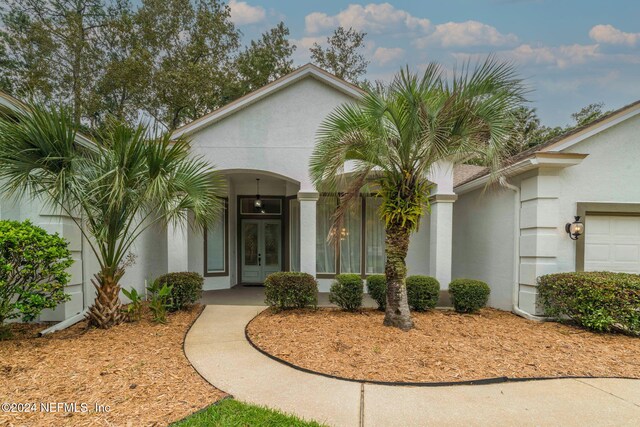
top-left (228, 0), bottom-right (266, 25)
top-left (373, 47), bottom-right (405, 65)
top-left (305, 3), bottom-right (430, 34)
top-left (452, 43), bottom-right (601, 69)
top-left (415, 20), bottom-right (518, 48)
top-left (589, 24), bottom-right (639, 46)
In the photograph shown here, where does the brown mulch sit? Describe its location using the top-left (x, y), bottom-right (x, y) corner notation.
top-left (246, 307), bottom-right (640, 383)
top-left (0, 305), bottom-right (226, 427)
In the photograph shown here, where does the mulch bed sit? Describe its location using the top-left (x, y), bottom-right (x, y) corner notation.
top-left (246, 307), bottom-right (640, 383)
top-left (0, 305), bottom-right (226, 426)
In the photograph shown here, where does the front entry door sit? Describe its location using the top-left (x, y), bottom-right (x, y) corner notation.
top-left (241, 219), bottom-right (282, 283)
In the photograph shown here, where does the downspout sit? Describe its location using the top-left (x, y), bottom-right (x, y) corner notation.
top-left (502, 179), bottom-right (546, 321)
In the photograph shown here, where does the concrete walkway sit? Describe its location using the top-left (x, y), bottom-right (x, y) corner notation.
top-left (185, 305), bottom-right (640, 427)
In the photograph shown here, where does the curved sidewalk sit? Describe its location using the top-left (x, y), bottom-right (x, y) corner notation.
top-left (185, 305), bottom-right (640, 427)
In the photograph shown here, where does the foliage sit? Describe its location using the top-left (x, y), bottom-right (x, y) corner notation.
top-left (448, 279), bottom-right (491, 313)
top-left (0, 0), bottom-right (297, 130)
top-left (538, 272), bottom-right (640, 335)
top-left (157, 272), bottom-right (204, 312)
top-left (264, 272), bottom-right (318, 310)
top-left (0, 103), bottom-right (225, 328)
top-left (406, 276), bottom-right (440, 311)
top-left (121, 287), bottom-right (143, 322)
top-left (228, 22), bottom-right (296, 100)
top-left (172, 398), bottom-right (325, 427)
top-left (0, 220), bottom-right (72, 326)
top-left (329, 274), bottom-right (364, 311)
top-left (366, 274), bottom-right (387, 310)
top-left (310, 58), bottom-right (526, 328)
top-left (310, 27), bottom-right (369, 83)
top-left (147, 279), bottom-right (172, 324)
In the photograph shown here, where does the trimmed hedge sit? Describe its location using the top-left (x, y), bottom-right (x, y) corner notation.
top-left (367, 275), bottom-right (387, 310)
top-left (406, 275), bottom-right (440, 311)
top-left (538, 271), bottom-right (640, 335)
top-left (449, 279), bottom-right (490, 313)
top-left (157, 272), bottom-right (204, 311)
top-left (264, 272), bottom-right (318, 310)
top-left (329, 274), bottom-right (364, 311)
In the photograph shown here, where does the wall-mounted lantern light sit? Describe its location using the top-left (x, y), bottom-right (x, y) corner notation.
top-left (565, 216), bottom-right (584, 240)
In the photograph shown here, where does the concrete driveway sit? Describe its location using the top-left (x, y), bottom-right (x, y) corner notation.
top-left (184, 304), bottom-right (640, 427)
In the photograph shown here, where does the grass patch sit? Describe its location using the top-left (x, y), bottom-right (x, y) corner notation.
top-left (172, 399), bottom-right (325, 427)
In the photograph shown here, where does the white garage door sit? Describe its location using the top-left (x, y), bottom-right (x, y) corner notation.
top-left (584, 215), bottom-right (640, 273)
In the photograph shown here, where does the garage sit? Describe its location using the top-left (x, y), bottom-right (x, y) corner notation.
top-left (584, 214), bottom-right (640, 273)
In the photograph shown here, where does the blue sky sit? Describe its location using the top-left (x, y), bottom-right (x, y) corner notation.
top-left (227, 0), bottom-right (640, 126)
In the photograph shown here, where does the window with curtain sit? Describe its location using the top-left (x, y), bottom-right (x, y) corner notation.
top-left (365, 197), bottom-right (385, 274)
top-left (316, 196), bottom-right (337, 273)
top-left (340, 201), bottom-right (362, 273)
top-left (206, 205), bottom-right (227, 274)
top-left (290, 199), bottom-right (300, 271)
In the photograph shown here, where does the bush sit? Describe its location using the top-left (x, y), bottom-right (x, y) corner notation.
top-left (406, 275), bottom-right (440, 311)
top-left (367, 275), bottom-right (386, 310)
top-left (264, 272), bottom-right (317, 310)
top-left (329, 274), bottom-right (364, 311)
top-left (538, 272), bottom-right (640, 335)
top-left (147, 279), bottom-right (172, 324)
top-left (0, 220), bottom-right (72, 327)
top-left (121, 287), bottom-right (143, 322)
top-left (157, 272), bottom-right (204, 311)
top-left (449, 279), bottom-right (490, 313)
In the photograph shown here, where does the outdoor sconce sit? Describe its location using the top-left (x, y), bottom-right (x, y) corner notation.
top-left (565, 216), bottom-right (584, 240)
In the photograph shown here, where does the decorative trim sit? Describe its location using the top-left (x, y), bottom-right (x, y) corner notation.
top-left (203, 198), bottom-right (229, 277)
top-left (297, 191), bottom-right (320, 202)
top-left (575, 202), bottom-right (640, 271)
top-left (430, 193), bottom-right (458, 203)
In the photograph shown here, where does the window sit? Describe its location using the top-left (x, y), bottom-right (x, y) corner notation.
top-left (365, 197), bottom-right (385, 274)
top-left (340, 201), bottom-right (362, 274)
top-left (290, 199), bottom-right (300, 271)
top-left (315, 195), bottom-right (385, 276)
top-left (240, 198), bottom-right (281, 215)
top-left (205, 199), bottom-right (228, 275)
top-left (316, 196), bottom-right (337, 274)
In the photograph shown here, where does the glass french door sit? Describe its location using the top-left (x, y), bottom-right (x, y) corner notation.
top-left (241, 219), bottom-right (282, 283)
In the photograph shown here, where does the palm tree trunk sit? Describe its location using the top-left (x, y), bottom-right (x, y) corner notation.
top-left (87, 269), bottom-right (124, 328)
top-left (383, 222), bottom-right (414, 330)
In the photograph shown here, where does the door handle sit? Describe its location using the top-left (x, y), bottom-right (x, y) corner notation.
top-left (258, 253), bottom-right (261, 266)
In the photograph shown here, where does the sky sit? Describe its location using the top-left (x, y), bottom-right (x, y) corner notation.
top-left (226, 0), bottom-right (640, 126)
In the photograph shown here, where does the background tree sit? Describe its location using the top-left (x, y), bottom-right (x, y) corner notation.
top-left (310, 27), bottom-right (369, 83)
top-left (571, 102), bottom-right (608, 127)
top-left (310, 60), bottom-right (526, 330)
top-left (226, 22), bottom-right (296, 101)
top-left (137, 0), bottom-right (240, 130)
top-left (0, 104), bottom-right (225, 328)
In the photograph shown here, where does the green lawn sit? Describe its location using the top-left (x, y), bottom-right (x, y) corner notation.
top-left (172, 399), bottom-right (325, 427)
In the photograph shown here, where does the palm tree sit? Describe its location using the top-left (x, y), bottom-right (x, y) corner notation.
top-left (0, 103), bottom-right (224, 328)
top-left (310, 58), bottom-right (527, 330)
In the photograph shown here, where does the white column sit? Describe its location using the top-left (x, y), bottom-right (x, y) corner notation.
top-left (297, 191), bottom-right (318, 277)
top-left (429, 196), bottom-right (456, 288)
top-left (167, 220), bottom-right (189, 272)
top-left (428, 160), bottom-right (456, 288)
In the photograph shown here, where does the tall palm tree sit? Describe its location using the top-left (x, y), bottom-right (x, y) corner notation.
top-left (0, 103), bottom-right (224, 328)
top-left (310, 58), bottom-right (527, 330)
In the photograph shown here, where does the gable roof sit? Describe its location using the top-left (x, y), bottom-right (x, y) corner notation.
top-left (455, 99), bottom-right (640, 188)
top-left (172, 63), bottom-right (366, 138)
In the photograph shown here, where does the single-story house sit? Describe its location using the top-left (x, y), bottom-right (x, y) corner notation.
top-left (2, 64), bottom-right (639, 322)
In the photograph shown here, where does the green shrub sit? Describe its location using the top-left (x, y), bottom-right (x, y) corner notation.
top-left (329, 274), bottom-right (364, 311)
top-left (157, 272), bottom-right (203, 311)
top-left (0, 220), bottom-right (72, 328)
top-left (121, 287), bottom-right (143, 322)
top-left (367, 275), bottom-right (387, 310)
top-left (449, 279), bottom-right (490, 313)
top-left (147, 279), bottom-right (173, 324)
top-left (538, 272), bottom-right (640, 335)
top-left (406, 275), bottom-right (440, 311)
top-left (264, 272), bottom-right (318, 310)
